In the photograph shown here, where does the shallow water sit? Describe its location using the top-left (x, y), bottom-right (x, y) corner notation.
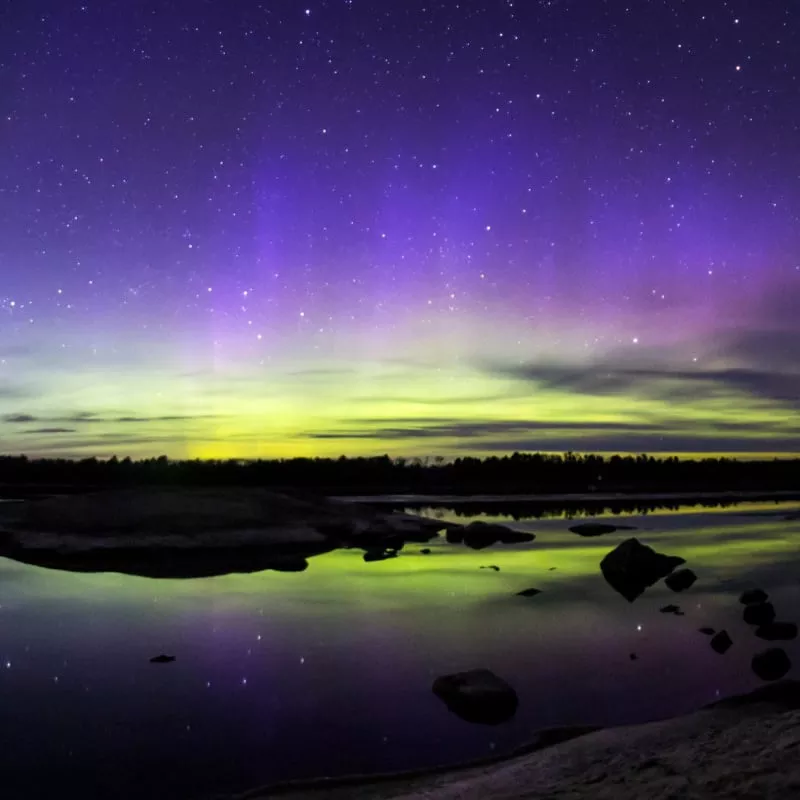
top-left (0, 499), bottom-right (798, 799)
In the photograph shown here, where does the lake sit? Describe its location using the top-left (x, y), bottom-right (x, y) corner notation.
top-left (0, 498), bottom-right (798, 799)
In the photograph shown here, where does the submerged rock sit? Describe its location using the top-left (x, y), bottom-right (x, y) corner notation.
top-left (461, 521), bottom-right (534, 550)
top-left (711, 631), bottom-right (733, 654)
top-left (740, 588), bottom-right (769, 605)
top-left (744, 602), bottom-right (776, 626)
top-left (756, 622), bottom-right (798, 641)
top-left (432, 668), bottom-right (518, 725)
top-left (752, 648), bottom-right (792, 682)
top-left (569, 522), bottom-right (635, 537)
top-left (665, 568), bottom-right (697, 592)
top-left (600, 538), bottom-right (685, 602)
top-left (150, 654), bottom-right (176, 664)
top-left (516, 588), bottom-right (542, 597)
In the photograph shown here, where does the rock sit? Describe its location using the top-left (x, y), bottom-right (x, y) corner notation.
top-left (516, 588), bottom-right (542, 597)
top-left (569, 522), bottom-right (628, 537)
top-left (698, 627), bottom-right (716, 636)
top-left (752, 648), bottom-right (792, 682)
top-left (660, 604), bottom-right (681, 614)
top-left (445, 528), bottom-right (464, 545)
top-left (740, 589), bottom-right (769, 605)
top-left (756, 622), bottom-right (798, 641)
top-left (432, 668), bottom-right (518, 725)
top-left (480, 565), bottom-right (500, 571)
top-left (461, 521), bottom-right (534, 550)
top-left (744, 602), bottom-right (776, 626)
top-left (665, 568), bottom-right (697, 592)
top-left (629, 653), bottom-right (638, 661)
top-left (150, 654), bottom-right (176, 664)
top-left (420, 548), bottom-right (432, 555)
top-left (363, 548), bottom-right (399, 563)
top-left (711, 631), bottom-right (733, 654)
top-left (600, 538), bottom-right (685, 602)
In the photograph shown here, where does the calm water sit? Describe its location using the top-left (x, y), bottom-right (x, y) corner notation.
top-left (0, 499), bottom-right (799, 799)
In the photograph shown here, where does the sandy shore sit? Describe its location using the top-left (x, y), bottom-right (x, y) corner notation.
top-left (226, 683), bottom-right (800, 800)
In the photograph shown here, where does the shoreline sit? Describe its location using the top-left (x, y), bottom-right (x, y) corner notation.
top-left (225, 682), bottom-right (800, 800)
top-left (336, 489), bottom-right (800, 505)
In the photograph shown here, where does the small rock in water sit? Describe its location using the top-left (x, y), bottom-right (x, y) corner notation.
top-left (756, 622), bottom-right (798, 641)
top-left (659, 604), bottom-right (681, 614)
top-left (629, 653), bottom-right (638, 661)
top-left (739, 589), bottom-right (769, 605)
top-left (752, 648), bottom-right (792, 682)
top-left (698, 627), bottom-right (716, 636)
top-left (569, 522), bottom-right (626, 537)
top-left (420, 548), bottom-right (432, 555)
top-left (150, 654), bottom-right (176, 664)
top-left (600, 538), bottom-right (685, 602)
top-left (744, 602), bottom-right (776, 626)
top-left (480, 565), bottom-right (500, 572)
top-left (548, 567), bottom-right (557, 571)
top-left (665, 568), bottom-right (697, 592)
top-left (710, 631), bottom-right (733, 654)
top-left (516, 588), bottom-right (542, 597)
top-left (363, 548), bottom-right (399, 563)
top-left (432, 668), bottom-right (518, 725)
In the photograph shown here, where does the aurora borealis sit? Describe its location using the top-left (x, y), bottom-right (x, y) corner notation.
top-left (1, 1), bottom-right (798, 459)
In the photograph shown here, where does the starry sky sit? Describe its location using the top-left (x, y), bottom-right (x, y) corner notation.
top-left (1, 0), bottom-right (798, 460)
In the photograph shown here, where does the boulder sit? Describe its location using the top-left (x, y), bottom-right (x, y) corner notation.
top-left (752, 648), bottom-right (792, 682)
top-left (420, 548), bottom-right (432, 555)
top-left (756, 622), bottom-right (798, 641)
top-left (744, 602), bottom-right (776, 626)
top-left (432, 669), bottom-right (518, 725)
top-left (363, 548), bottom-right (399, 563)
top-left (461, 522), bottom-right (534, 550)
top-left (600, 538), bottom-right (685, 602)
top-left (665, 568), bottom-right (697, 592)
top-left (711, 631), bottom-right (733, 654)
top-left (740, 588), bottom-right (769, 605)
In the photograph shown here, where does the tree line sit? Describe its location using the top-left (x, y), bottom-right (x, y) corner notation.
top-left (0, 452), bottom-right (797, 495)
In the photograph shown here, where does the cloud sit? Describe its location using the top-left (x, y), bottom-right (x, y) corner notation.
top-left (488, 363), bottom-right (800, 406)
top-left (2, 411), bottom-right (217, 425)
top-left (2, 413), bottom-right (38, 423)
top-left (22, 428), bottom-right (77, 434)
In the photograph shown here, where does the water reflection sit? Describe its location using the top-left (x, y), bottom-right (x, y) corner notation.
top-left (0, 499), bottom-right (797, 799)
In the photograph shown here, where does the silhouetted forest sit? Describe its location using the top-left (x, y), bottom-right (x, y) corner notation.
top-left (0, 452), bottom-right (797, 497)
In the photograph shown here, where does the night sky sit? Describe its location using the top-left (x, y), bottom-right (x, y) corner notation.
top-left (1, 0), bottom-right (798, 460)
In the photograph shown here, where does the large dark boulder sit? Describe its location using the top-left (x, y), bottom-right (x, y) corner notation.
top-left (432, 669), bottom-right (518, 725)
top-left (710, 631), bottom-right (733, 654)
top-left (568, 522), bottom-right (635, 537)
top-left (756, 622), bottom-right (798, 641)
top-left (740, 589), bottom-right (769, 605)
top-left (744, 602), bottom-right (776, 626)
top-left (665, 568), bottom-right (697, 592)
top-left (600, 538), bottom-right (685, 602)
top-left (752, 648), bottom-right (792, 682)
